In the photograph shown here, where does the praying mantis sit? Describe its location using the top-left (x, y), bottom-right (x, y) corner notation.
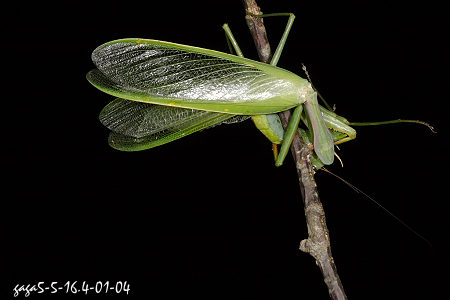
top-left (87, 13), bottom-right (432, 169)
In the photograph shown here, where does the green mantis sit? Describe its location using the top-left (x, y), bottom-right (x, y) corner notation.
top-left (87, 13), bottom-right (340, 167)
top-left (87, 13), bottom-right (432, 168)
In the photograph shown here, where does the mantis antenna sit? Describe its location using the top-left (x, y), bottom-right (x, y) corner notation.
top-left (322, 168), bottom-right (432, 247)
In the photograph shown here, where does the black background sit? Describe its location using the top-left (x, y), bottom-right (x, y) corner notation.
top-left (4, 0), bottom-right (449, 299)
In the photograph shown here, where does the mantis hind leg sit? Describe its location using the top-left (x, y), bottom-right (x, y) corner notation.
top-left (222, 23), bottom-right (244, 57)
top-left (223, 12), bottom-right (296, 66)
top-left (222, 14), bottom-right (302, 166)
top-left (222, 21), bottom-right (285, 149)
top-left (275, 104), bottom-right (303, 167)
top-left (259, 12), bottom-right (301, 166)
top-left (265, 13), bottom-right (296, 66)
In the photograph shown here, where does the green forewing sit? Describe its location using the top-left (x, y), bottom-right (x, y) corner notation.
top-left (88, 39), bottom-right (308, 115)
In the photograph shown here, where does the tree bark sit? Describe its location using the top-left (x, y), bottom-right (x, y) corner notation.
top-left (241, 1), bottom-right (347, 299)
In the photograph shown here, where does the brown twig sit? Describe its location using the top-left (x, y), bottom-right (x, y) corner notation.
top-left (241, 0), bottom-right (347, 299)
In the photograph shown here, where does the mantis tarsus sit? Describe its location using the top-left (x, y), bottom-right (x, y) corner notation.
top-left (87, 13), bottom-right (434, 169)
